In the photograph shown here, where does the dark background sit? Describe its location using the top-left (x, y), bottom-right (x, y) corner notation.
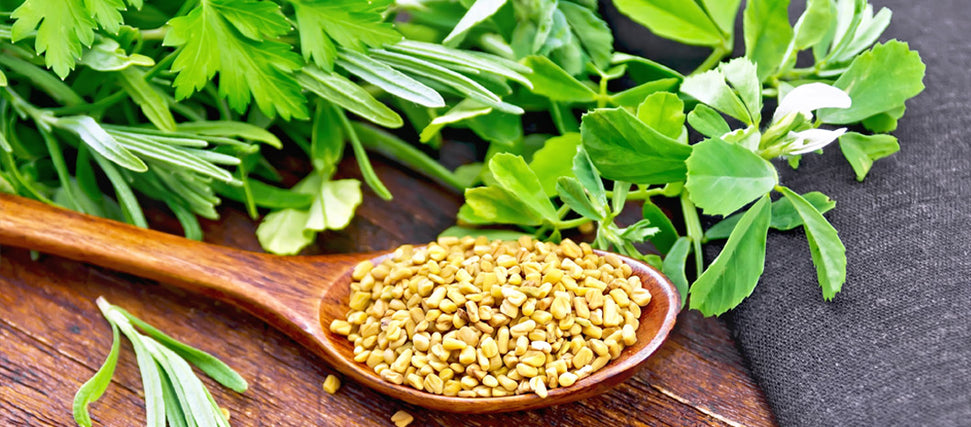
top-left (606, 1), bottom-right (971, 425)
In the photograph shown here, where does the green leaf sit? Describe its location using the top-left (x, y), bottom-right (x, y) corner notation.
top-left (310, 101), bottom-right (345, 173)
top-left (438, 226), bottom-right (530, 241)
top-left (700, 0), bottom-right (742, 35)
top-left (819, 41), bottom-right (926, 125)
top-left (164, 0), bottom-right (308, 120)
top-left (292, 0), bottom-right (401, 70)
top-left (556, 176), bottom-right (605, 221)
top-left (73, 321), bottom-right (121, 427)
top-left (176, 121), bottom-right (282, 149)
top-left (687, 104), bottom-right (731, 138)
top-left (636, 92), bottom-right (685, 140)
top-left (559, 1), bottom-right (614, 69)
top-left (420, 100), bottom-right (492, 143)
top-left (661, 236), bottom-right (690, 308)
top-left (298, 66), bottom-right (403, 128)
top-left (388, 41), bottom-right (533, 89)
top-left (56, 116), bottom-right (148, 172)
top-left (464, 186), bottom-right (543, 225)
top-left (119, 68), bottom-right (176, 132)
top-left (572, 146), bottom-right (606, 207)
top-left (861, 105), bottom-right (905, 133)
top-left (522, 55), bottom-right (598, 103)
top-left (608, 78), bottom-right (680, 107)
top-left (257, 208), bottom-right (316, 255)
top-left (743, 0), bottom-right (793, 80)
top-left (307, 179), bottom-right (363, 231)
top-left (793, 0), bottom-right (835, 50)
top-left (215, 180), bottom-right (315, 209)
top-left (778, 186), bottom-right (846, 300)
top-left (529, 133), bottom-right (581, 197)
top-left (468, 110), bottom-right (523, 147)
top-left (680, 67), bottom-right (753, 125)
top-left (11, 0), bottom-right (96, 79)
top-left (611, 0), bottom-right (724, 47)
top-left (443, 0), bottom-right (508, 46)
top-left (611, 52), bottom-right (684, 84)
top-left (685, 137), bottom-right (777, 216)
top-left (838, 132), bottom-right (899, 181)
top-left (81, 39), bottom-right (154, 72)
top-left (581, 108), bottom-right (692, 185)
top-left (489, 153), bottom-right (558, 221)
top-left (690, 195), bottom-right (771, 315)
top-left (705, 191), bottom-right (836, 240)
top-left (642, 200), bottom-right (678, 254)
top-left (718, 58), bottom-right (762, 124)
top-left (337, 49), bottom-right (444, 108)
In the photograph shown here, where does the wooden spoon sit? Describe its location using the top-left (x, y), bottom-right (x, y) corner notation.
top-left (0, 194), bottom-right (680, 413)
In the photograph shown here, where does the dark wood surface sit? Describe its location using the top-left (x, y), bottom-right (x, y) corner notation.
top-left (0, 153), bottom-right (776, 425)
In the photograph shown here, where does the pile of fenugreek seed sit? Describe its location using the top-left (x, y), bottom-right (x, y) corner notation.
top-left (329, 236), bottom-right (652, 398)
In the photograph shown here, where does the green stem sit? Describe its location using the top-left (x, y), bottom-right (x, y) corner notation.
top-left (140, 27), bottom-right (168, 41)
top-left (556, 204), bottom-right (571, 220)
top-left (52, 90), bottom-right (128, 116)
top-left (680, 192), bottom-right (704, 279)
top-left (556, 217), bottom-right (591, 230)
top-left (338, 111), bottom-right (393, 200)
top-left (607, 187), bottom-right (664, 201)
top-left (691, 46), bottom-right (729, 76)
top-left (352, 122), bottom-right (466, 191)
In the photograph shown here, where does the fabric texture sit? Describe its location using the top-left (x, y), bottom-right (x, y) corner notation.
top-left (607, 1), bottom-right (971, 425)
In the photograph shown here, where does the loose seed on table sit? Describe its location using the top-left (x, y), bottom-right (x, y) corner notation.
top-left (334, 237), bottom-right (653, 398)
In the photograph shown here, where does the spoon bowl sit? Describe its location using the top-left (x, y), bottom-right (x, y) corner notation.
top-left (0, 194), bottom-right (680, 413)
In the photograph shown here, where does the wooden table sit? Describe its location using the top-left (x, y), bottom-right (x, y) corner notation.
top-left (0, 151), bottom-right (776, 426)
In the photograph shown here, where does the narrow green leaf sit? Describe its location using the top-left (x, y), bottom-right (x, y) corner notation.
top-left (529, 133), bottom-right (581, 197)
top-left (337, 49), bottom-right (445, 108)
top-left (690, 195), bottom-right (771, 316)
top-left (611, 52), bottom-right (683, 83)
top-left (389, 41), bottom-right (532, 88)
top-left (819, 41), bottom-right (926, 125)
top-left (705, 191), bottom-right (836, 240)
top-left (443, 0), bottom-right (508, 46)
top-left (635, 92), bottom-right (685, 140)
top-left (522, 55), bottom-right (597, 103)
top-left (556, 176), bottom-right (605, 220)
top-left (215, 180), bottom-right (315, 209)
top-left (119, 68), bottom-right (176, 132)
top-left (838, 132), bottom-right (899, 181)
top-left (298, 66), bottom-right (403, 128)
top-left (778, 186), bottom-right (846, 300)
top-left (743, 0), bottom-right (793, 80)
top-left (581, 108), bottom-right (692, 185)
top-left (112, 133), bottom-right (236, 183)
top-left (90, 151), bottom-right (148, 228)
top-left (73, 320), bottom-right (121, 427)
top-left (420, 100), bottom-right (492, 143)
top-left (311, 100), bottom-right (345, 173)
top-left (685, 137), bottom-right (777, 216)
top-left (611, 0), bottom-right (724, 47)
top-left (177, 122), bottom-right (282, 149)
top-left (662, 236), bottom-right (691, 308)
top-left (338, 109), bottom-right (393, 200)
top-left (56, 116), bottom-right (147, 172)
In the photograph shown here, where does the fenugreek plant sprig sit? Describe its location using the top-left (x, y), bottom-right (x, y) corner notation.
top-left (74, 297), bottom-right (247, 427)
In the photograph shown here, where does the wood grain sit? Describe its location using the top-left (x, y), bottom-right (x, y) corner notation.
top-left (0, 153), bottom-right (776, 425)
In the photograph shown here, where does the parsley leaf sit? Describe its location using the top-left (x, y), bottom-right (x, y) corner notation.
top-left (292, 0), bottom-right (401, 70)
top-left (11, 0), bottom-right (96, 79)
top-left (164, 0), bottom-right (308, 120)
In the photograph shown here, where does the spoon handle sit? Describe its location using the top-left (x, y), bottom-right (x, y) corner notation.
top-left (0, 193), bottom-right (290, 322)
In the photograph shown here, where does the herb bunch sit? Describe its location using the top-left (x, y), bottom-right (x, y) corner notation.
top-left (428, 0), bottom-right (925, 314)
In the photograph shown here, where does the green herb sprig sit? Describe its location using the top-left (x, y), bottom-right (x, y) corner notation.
top-left (75, 297), bottom-right (247, 427)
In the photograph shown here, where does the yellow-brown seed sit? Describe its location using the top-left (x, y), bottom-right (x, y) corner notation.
top-left (323, 374), bottom-right (341, 394)
top-left (391, 410), bottom-right (414, 427)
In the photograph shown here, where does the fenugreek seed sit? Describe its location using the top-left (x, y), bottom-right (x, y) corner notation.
top-left (608, 288), bottom-right (630, 307)
top-left (521, 350), bottom-right (546, 367)
top-left (406, 373), bottom-right (424, 390)
top-left (482, 374), bottom-right (499, 388)
top-left (443, 380), bottom-right (461, 396)
top-left (492, 388), bottom-right (509, 397)
top-left (480, 336), bottom-right (499, 358)
top-left (458, 390), bottom-right (477, 397)
top-left (391, 349), bottom-right (413, 373)
top-left (631, 287), bottom-right (652, 306)
top-left (391, 410), bottom-right (414, 427)
top-left (592, 355), bottom-right (611, 371)
top-left (558, 372), bottom-right (578, 387)
top-left (461, 375), bottom-right (479, 389)
top-left (459, 346), bottom-right (477, 365)
top-left (531, 310), bottom-right (553, 324)
top-left (498, 374), bottom-right (518, 391)
top-left (352, 261), bottom-right (374, 281)
top-left (413, 332), bottom-right (431, 352)
top-left (424, 374), bottom-right (444, 394)
top-left (349, 292), bottom-right (371, 311)
top-left (329, 320), bottom-right (352, 336)
top-left (589, 339), bottom-right (609, 357)
top-left (531, 341), bottom-right (552, 353)
top-left (550, 292), bottom-right (572, 320)
top-left (439, 368), bottom-right (455, 381)
top-left (381, 370), bottom-right (405, 385)
top-left (323, 374), bottom-right (341, 394)
top-left (515, 336), bottom-right (529, 356)
top-left (442, 337), bottom-right (467, 351)
top-left (622, 324), bottom-right (637, 346)
top-left (573, 346), bottom-right (594, 368)
top-left (510, 319), bottom-right (536, 336)
top-left (560, 239), bottom-right (582, 259)
top-left (516, 363), bottom-right (539, 378)
top-left (439, 298), bottom-right (458, 313)
top-left (530, 376), bottom-right (549, 398)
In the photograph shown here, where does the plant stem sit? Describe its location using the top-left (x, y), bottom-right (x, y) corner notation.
top-left (607, 187), bottom-right (664, 201)
top-left (680, 192), bottom-right (704, 279)
top-left (557, 217), bottom-right (591, 230)
top-left (140, 27), bottom-right (169, 41)
top-left (691, 46), bottom-right (729, 76)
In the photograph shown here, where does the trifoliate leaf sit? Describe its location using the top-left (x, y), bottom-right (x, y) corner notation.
top-left (690, 195), bottom-right (771, 316)
top-left (838, 132), bottom-right (899, 181)
top-left (635, 92), bottom-right (685, 140)
top-left (529, 133), bottom-right (581, 197)
top-left (292, 0), bottom-right (401, 70)
top-left (778, 186), bottom-right (846, 300)
top-left (705, 191), bottom-right (836, 240)
top-left (681, 63), bottom-right (756, 125)
top-left (556, 176), bottom-right (605, 221)
top-left (489, 153), bottom-right (559, 222)
top-left (582, 108), bottom-right (692, 185)
top-left (685, 137), bottom-right (777, 217)
top-left (818, 41), bottom-right (925, 125)
top-left (164, 0), bottom-right (308, 120)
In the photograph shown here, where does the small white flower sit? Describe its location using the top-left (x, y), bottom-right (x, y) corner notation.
top-left (773, 83), bottom-right (852, 123)
top-left (786, 128), bottom-right (848, 155)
